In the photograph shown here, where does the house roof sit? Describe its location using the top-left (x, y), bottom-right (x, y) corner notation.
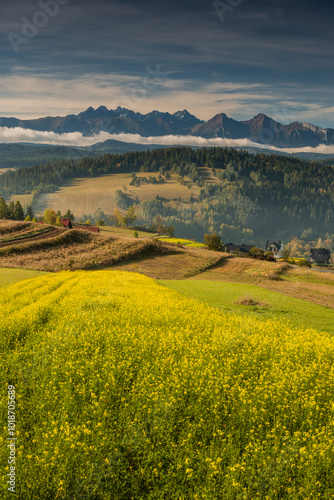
top-left (223, 243), bottom-right (254, 253)
top-left (310, 248), bottom-right (330, 257)
top-left (266, 241), bottom-right (282, 250)
top-left (239, 244), bottom-right (254, 252)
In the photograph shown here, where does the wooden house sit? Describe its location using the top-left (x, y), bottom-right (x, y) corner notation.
top-left (223, 243), bottom-right (254, 255)
top-left (310, 248), bottom-right (331, 265)
top-left (265, 240), bottom-right (284, 259)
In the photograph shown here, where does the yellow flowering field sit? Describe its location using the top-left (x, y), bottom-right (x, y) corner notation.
top-left (1, 271), bottom-right (334, 499)
top-left (158, 237), bottom-right (206, 248)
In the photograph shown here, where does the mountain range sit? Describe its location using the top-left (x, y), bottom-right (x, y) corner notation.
top-left (1, 106), bottom-right (334, 148)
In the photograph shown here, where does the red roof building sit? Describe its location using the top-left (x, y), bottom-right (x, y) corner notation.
top-left (61, 219), bottom-right (73, 229)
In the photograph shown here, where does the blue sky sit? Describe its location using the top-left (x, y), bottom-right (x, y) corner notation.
top-left (1, 0), bottom-right (334, 128)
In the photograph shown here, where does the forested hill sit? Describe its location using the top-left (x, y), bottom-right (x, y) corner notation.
top-left (0, 147), bottom-right (333, 243)
top-left (0, 146), bottom-right (333, 195)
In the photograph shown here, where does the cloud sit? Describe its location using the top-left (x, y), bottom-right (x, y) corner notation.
top-left (1, 126), bottom-right (334, 156)
top-left (1, 0), bottom-right (333, 129)
top-left (1, 73), bottom-right (334, 129)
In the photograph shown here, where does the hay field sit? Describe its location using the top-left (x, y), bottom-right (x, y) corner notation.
top-left (8, 194), bottom-right (33, 207)
top-left (32, 173), bottom-right (200, 216)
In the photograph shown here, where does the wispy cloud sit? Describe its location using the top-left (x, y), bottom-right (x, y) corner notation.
top-left (1, 126), bottom-right (334, 157)
top-left (0, 73), bottom-right (333, 129)
top-left (1, 1), bottom-right (333, 127)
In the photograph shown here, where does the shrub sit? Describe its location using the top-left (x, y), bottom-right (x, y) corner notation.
top-left (96, 219), bottom-right (106, 227)
top-left (249, 247), bottom-right (266, 260)
top-left (298, 259), bottom-right (311, 268)
top-left (204, 233), bottom-right (222, 251)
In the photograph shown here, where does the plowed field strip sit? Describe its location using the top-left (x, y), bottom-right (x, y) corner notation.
top-left (0, 228), bottom-right (65, 248)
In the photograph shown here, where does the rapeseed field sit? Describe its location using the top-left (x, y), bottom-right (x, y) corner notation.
top-left (1, 271), bottom-right (334, 499)
top-left (158, 237), bottom-right (206, 248)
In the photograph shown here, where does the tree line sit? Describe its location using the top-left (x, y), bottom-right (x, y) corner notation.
top-left (0, 147), bottom-right (333, 243)
top-left (0, 197), bottom-right (32, 221)
top-left (1, 147), bottom-right (333, 196)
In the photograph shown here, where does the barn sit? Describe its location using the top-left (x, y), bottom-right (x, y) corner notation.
top-left (61, 218), bottom-right (73, 229)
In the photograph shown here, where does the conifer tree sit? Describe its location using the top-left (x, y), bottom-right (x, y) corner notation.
top-left (7, 201), bottom-right (15, 220)
top-left (14, 201), bottom-right (25, 220)
top-left (26, 204), bottom-right (34, 219)
top-left (0, 197), bottom-right (8, 219)
top-left (63, 208), bottom-right (75, 221)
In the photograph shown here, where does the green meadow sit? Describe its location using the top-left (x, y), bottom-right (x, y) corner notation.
top-left (0, 268), bottom-right (48, 289)
top-left (161, 280), bottom-right (334, 335)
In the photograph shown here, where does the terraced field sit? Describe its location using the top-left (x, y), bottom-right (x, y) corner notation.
top-left (0, 220), bottom-right (179, 273)
top-left (0, 225), bottom-right (64, 248)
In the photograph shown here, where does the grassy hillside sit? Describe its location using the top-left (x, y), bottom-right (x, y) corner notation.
top-left (161, 280), bottom-right (334, 335)
top-left (0, 267), bottom-right (47, 289)
top-left (0, 220), bottom-right (176, 272)
top-left (31, 172), bottom-right (201, 217)
top-left (1, 220), bottom-right (333, 308)
top-left (1, 270), bottom-right (334, 499)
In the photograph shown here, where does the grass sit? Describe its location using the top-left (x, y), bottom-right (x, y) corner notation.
top-left (160, 280), bottom-right (334, 335)
top-left (196, 255), bottom-right (334, 309)
top-left (111, 248), bottom-right (224, 280)
top-left (0, 227), bottom-right (55, 243)
top-left (100, 226), bottom-right (160, 238)
top-left (158, 237), bottom-right (206, 248)
top-left (7, 193), bottom-right (33, 207)
top-left (31, 172), bottom-right (200, 217)
top-left (0, 221), bottom-right (32, 235)
top-left (2, 271), bottom-right (334, 498)
top-left (0, 221), bottom-right (175, 272)
top-left (0, 267), bottom-right (48, 289)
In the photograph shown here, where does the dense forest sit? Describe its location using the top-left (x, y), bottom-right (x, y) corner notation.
top-left (0, 147), bottom-right (333, 244)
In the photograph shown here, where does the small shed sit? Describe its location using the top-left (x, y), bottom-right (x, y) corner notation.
top-left (61, 218), bottom-right (73, 229)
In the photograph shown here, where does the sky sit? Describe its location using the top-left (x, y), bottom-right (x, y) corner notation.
top-left (1, 0), bottom-right (334, 129)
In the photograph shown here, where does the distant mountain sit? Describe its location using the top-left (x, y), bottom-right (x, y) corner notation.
top-left (190, 113), bottom-right (248, 139)
top-left (0, 107), bottom-right (203, 138)
top-left (0, 107), bottom-right (334, 149)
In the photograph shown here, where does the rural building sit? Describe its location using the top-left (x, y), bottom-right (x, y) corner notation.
top-left (265, 240), bottom-right (284, 259)
top-left (223, 243), bottom-right (254, 255)
top-left (310, 248), bottom-right (331, 265)
top-left (61, 218), bottom-right (73, 229)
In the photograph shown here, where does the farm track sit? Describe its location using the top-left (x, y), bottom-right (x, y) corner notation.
top-left (0, 228), bottom-right (65, 248)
